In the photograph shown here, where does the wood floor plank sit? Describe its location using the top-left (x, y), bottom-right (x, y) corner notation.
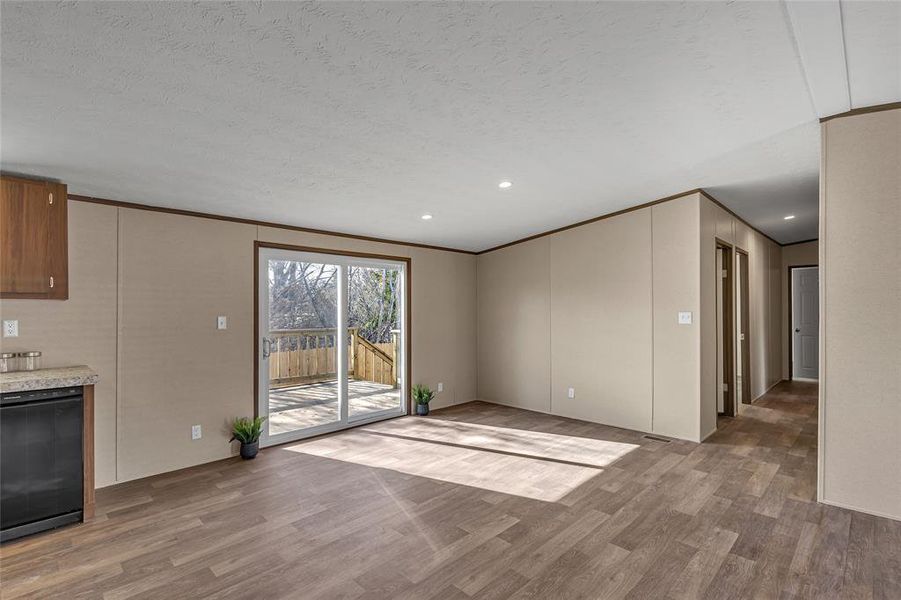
top-left (841, 512), bottom-right (877, 600)
top-left (510, 508), bottom-right (607, 577)
top-left (668, 526), bottom-right (738, 600)
top-left (702, 553), bottom-right (756, 600)
top-left (873, 516), bottom-right (901, 600)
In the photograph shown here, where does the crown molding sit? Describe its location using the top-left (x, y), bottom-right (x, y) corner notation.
top-left (819, 101), bottom-right (901, 123)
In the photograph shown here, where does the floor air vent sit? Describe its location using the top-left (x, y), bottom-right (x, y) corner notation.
top-left (642, 434), bottom-right (672, 443)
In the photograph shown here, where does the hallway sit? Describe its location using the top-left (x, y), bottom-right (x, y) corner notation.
top-left (705, 380), bottom-right (896, 598)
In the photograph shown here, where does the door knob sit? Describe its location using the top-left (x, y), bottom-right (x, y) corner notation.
top-left (794, 328), bottom-right (800, 333)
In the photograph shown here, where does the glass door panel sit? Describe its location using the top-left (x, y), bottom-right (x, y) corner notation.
top-left (260, 254), bottom-right (343, 444)
top-left (347, 265), bottom-right (404, 421)
top-left (258, 247), bottom-right (406, 446)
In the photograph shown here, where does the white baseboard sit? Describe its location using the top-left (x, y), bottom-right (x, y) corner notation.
top-left (818, 497), bottom-right (901, 522)
top-left (751, 379), bottom-right (783, 402)
top-left (470, 398), bottom-right (554, 415)
top-left (431, 397), bottom-right (480, 411)
top-left (469, 399), bottom-right (702, 443)
top-left (700, 427), bottom-right (718, 442)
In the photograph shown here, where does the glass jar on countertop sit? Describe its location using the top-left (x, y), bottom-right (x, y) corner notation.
top-left (0, 353), bottom-right (17, 373)
top-left (18, 351), bottom-right (41, 371)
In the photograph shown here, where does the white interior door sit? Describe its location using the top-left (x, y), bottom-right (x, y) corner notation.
top-left (258, 247), bottom-right (406, 447)
top-left (792, 266), bottom-right (819, 380)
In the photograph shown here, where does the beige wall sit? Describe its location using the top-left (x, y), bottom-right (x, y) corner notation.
top-left (476, 237), bottom-right (551, 413)
top-left (477, 193), bottom-right (704, 442)
top-left (550, 208), bottom-right (653, 432)
top-left (476, 190), bottom-right (787, 444)
top-left (699, 198), bottom-right (782, 435)
top-left (653, 196), bottom-right (701, 440)
top-left (116, 210), bottom-right (256, 481)
top-left (732, 211), bottom-right (783, 404)
top-left (820, 108), bottom-right (900, 520)
top-left (781, 241), bottom-right (819, 379)
top-left (0, 202), bottom-right (478, 486)
top-left (699, 198), bottom-right (720, 436)
top-left (781, 240), bottom-right (818, 267)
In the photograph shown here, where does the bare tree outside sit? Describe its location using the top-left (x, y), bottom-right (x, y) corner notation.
top-left (348, 265), bottom-right (400, 344)
top-left (268, 261), bottom-right (400, 343)
top-left (268, 260), bottom-right (338, 332)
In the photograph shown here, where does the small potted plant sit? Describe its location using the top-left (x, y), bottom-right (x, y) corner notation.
top-left (231, 416), bottom-right (266, 459)
top-left (412, 383), bottom-right (435, 416)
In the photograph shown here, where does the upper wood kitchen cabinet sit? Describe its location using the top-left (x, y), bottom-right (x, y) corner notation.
top-left (1, 176), bottom-right (68, 299)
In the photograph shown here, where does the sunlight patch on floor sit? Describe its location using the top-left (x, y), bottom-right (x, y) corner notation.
top-left (285, 418), bottom-right (639, 502)
top-left (364, 417), bottom-right (639, 468)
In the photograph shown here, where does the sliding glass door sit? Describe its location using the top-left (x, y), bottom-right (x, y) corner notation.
top-left (257, 246), bottom-right (406, 446)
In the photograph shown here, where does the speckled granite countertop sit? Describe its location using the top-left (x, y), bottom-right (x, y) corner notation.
top-left (0, 366), bottom-right (99, 393)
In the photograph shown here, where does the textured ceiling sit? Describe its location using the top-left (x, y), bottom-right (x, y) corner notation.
top-left (1, 1), bottom-right (898, 251)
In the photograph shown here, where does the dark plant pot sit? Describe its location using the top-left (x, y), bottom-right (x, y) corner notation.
top-left (240, 440), bottom-right (259, 459)
top-left (416, 403), bottom-right (430, 416)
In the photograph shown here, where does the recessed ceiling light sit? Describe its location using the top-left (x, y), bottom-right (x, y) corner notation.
top-left (498, 181), bottom-right (513, 189)
top-left (421, 214), bottom-right (433, 220)
top-left (784, 215), bottom-right (796, 220)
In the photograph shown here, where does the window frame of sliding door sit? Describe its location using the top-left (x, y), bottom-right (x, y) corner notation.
top-left (253, 241), bottom-right (412, 448)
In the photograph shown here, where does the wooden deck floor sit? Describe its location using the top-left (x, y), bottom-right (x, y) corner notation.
top-left (268, 379), bottom-right (401, 435)
top-left (1, 381), bottom-right (899, 599)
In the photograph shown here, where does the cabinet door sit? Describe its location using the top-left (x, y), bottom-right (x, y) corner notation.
top-left (1, 178), bottom-right (51, 295)
top-left (47, 182), bottom-right (68, 299)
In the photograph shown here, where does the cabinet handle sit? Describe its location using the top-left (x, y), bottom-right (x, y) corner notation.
top-left (49, 276), bottom-right (54, 288)
top-left (49, 192), bottom-right (53, 205)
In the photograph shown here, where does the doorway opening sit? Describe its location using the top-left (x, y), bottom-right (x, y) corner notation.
top-left (254, 243), bottom-right (410, 447)
top-left (789, 265), bottom-right (819, 381)
top-left (716, 241), bottom-right (735, 418)
top-left (735, 249), bottom-right (751, 406)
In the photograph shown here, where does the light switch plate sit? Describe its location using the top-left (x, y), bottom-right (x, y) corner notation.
top-left (437, 382), bottom-right (444, 393)
top-left (3, 320), bottom-right (18, 337)
top-left (567, 387), bottom-right (575, 399)
top-left (217, 316), bottom-right (227, 330)
top-left (678, 311), bottom-right (693, 325)
top-left (192, 425), bottom-right (202, 440)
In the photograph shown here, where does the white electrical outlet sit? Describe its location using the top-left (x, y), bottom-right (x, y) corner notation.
top-left (567, 387), bottom-right (575, 399)
top-left (191, 425), bottom-right (202, 440)
top-left (217, 316), bottom-right (227, 330)
top-left (678, 311), bottom-right (693, 325)
top-left (3, 320), bottom-right (18, 337)
top-left (437, 382), bottom-right (444, 393)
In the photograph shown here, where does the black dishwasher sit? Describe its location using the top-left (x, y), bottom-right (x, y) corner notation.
top-left (1, 386), bottom-right (83, 542)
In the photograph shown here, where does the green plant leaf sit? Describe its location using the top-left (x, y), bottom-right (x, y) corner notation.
top-left (412, 383), bottom-right (434, 405)
top-left (231, 416), bottom-right (267, 443)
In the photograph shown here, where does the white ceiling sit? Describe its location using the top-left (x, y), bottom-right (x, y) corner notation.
top-left (1, 1), bottom-right (898, 251)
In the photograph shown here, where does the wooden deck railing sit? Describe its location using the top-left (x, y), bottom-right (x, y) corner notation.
top-left (268, 327), bottom-right (398, 388)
